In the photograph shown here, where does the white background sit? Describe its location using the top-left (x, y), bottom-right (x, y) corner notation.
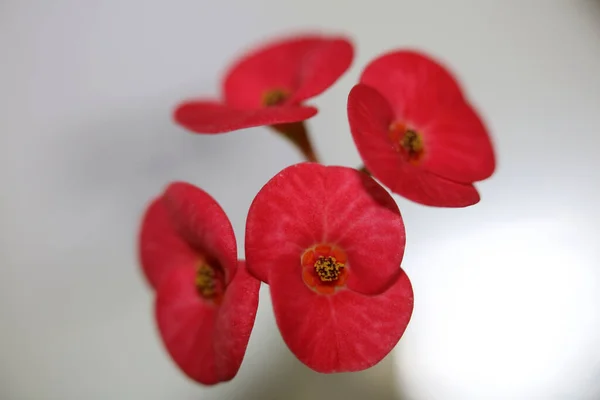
top-left (1, 1), bottom-right (599, 399)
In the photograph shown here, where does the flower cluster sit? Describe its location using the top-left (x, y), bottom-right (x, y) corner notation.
top-left (138, 32), bottom-right (495, 385)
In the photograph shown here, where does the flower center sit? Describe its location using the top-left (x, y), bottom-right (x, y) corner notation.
top-left (195, 262), bottom-right (224, 302)
top-left (301, 244), bottom-right (348, 295)
top-left (262, 88), bottom-right (289, 107)
top-left (401, 129), bottom-right (423, 155)
top-left (314, 256), bottom-right (344, 282)
top-left (389, 121), bottom-right (425, 164)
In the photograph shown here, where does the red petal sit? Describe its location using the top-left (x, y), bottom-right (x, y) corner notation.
top-left (419, 104), bottom-right (496, 182)
top-left (359, 50), bottom-right (465, 125)
top-left (245, 163), bottom-right (405, 295)
top-left (287, 37), bottom-right (354, 103)
top-left (162, 182), bottom-right (238, 282)
top-left (138, 197), bottom-right (199, 290)
top-left (270, 260), bottom-right (413, 373)
top-left (174, 100), bottom-right (317, 133)
top-left (213, 261), bottom-right (261, 381)
top-left (348, 84), bottom-right (481, 207)
top-left (155, 262), bottom-right (260, 385)
top-left (155, 267), bottom-right (218, 384)
top-left (223, 34), bottom-right (353, 108)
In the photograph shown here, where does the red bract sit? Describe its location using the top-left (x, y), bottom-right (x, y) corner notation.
top-left (245, 163), bottom-right (413, 373)
top-left (139, 182), bottom-right (260, 385)
top-left (347, 50), bottom-right (496, 207)
top-left (174, 34), bottom-right (354, 134)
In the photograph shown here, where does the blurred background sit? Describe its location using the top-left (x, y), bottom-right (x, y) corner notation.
top-left (1, 0), bottom-right (600, 399)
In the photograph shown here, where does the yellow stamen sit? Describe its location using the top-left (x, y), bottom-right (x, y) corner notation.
top-left (195, 264), bottom-right (217, 298)
top-left (314, 256), bottom-right (344, 282)
top-left (401, 129), bottom-right (424, 157)
top-left (262, 89), bottom-right (289, 107)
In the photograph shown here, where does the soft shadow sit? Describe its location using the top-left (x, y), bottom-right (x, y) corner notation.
top-left (189, 354), bottom-right (405, 400)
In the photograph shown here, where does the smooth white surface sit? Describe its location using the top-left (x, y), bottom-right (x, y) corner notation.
top-left (1, 1), bottom-right (599, 399)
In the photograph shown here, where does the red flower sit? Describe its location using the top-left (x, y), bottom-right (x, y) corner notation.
top-left (139, 182), bottom-right (260, 385)
top-left (174, 34), bottom-right (354, 134)
top-left (245, 163), bottom-right (413, 373)
top-left (347, 50), bottom-right (496, 207)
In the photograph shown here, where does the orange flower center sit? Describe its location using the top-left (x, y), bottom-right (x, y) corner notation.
top-left (195, 262), bottom-right (224, 303)
top-left (389, 121), bottom-right (425, 164)
top-left (262, 88), bottom-right (289, 107)
top-left (301, 244), bottom-right (348, 295)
